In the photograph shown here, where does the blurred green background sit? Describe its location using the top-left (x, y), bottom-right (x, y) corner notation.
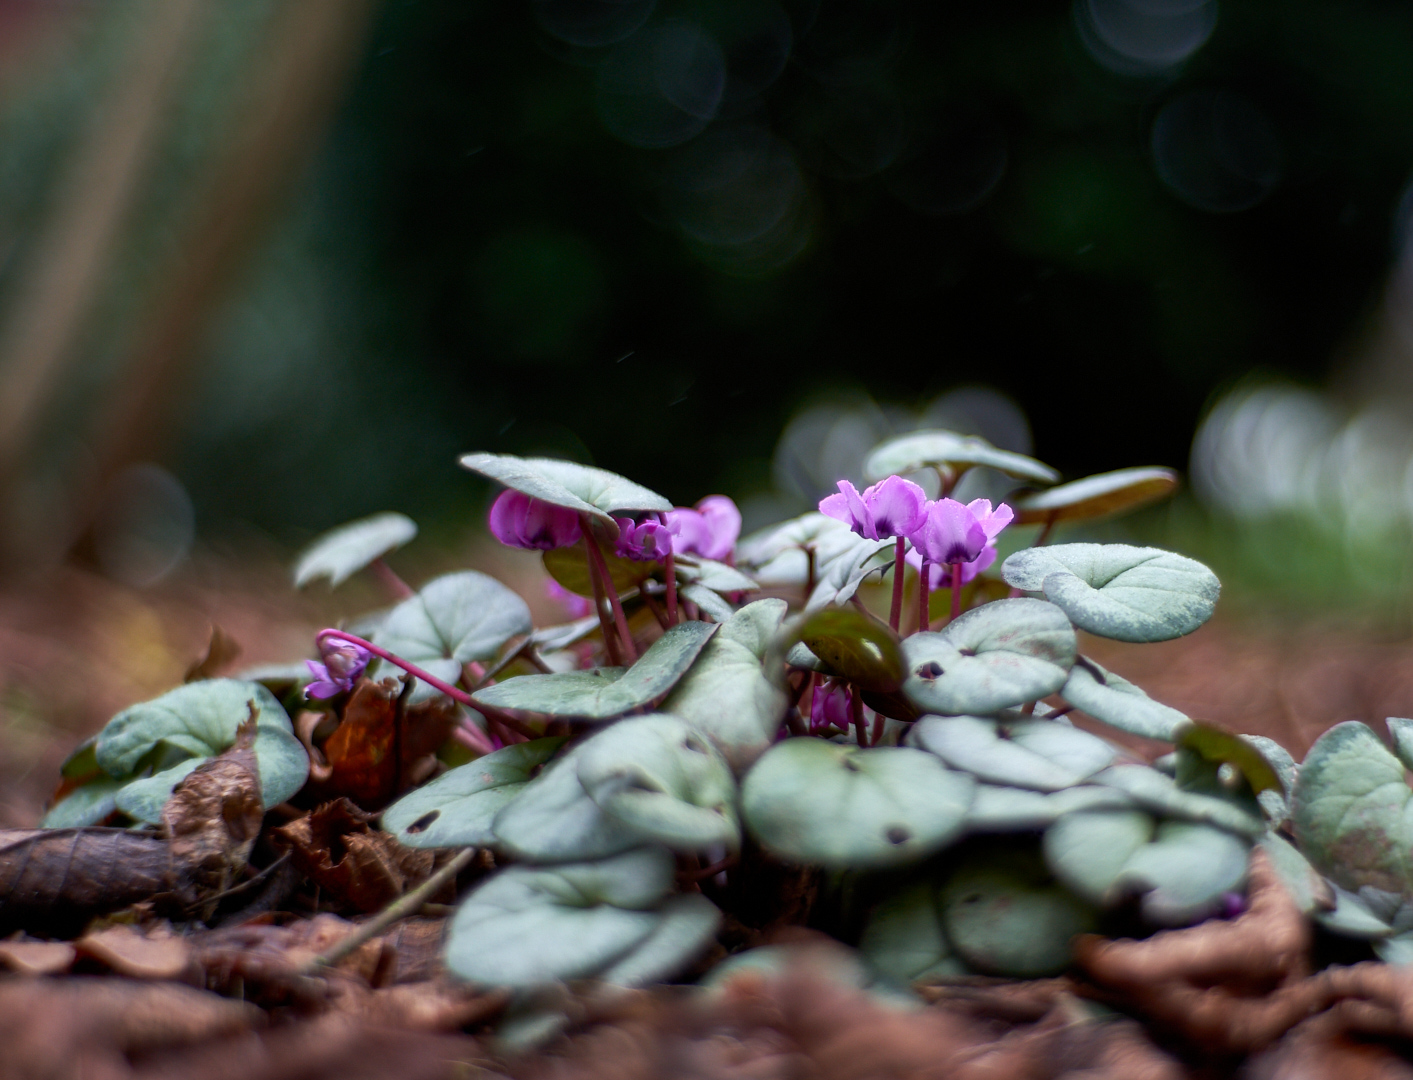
top-left (3, 0), bottom-right (1413, 607)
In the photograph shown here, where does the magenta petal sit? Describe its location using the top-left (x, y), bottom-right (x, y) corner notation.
top-left (695, 495), bottom-right (741, 561)
top-left (865, 475), bottom-right (928, 538)
top-left (667, 508), bottom-right (712, 557)
top-left (841, 481), bottom-right (875, 539)
top-left (818, 491), bottom-right (852, 523)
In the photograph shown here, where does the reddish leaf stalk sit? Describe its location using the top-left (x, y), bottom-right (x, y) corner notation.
top-left (581, 516), bottom-right (638, 663)
top-left (851, 689), bottom-right (867, 748)
top-left (917, 559), bottom-right (931, 634)
top-left (889, 536), bottom-right (906, 632)
top-left (369, 557), bottom-right (415, 599)
top-left (660, 519), bottom-right (679, 626)
top-left (581, 533), bottom-right (623, 667)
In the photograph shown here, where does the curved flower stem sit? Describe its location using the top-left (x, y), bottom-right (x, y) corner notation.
top-left (582, 536), bottom-right (623, 667)
top-left (950, 562), bottom-right (963, 622)
top-left (314, 628), bottom-right (498, 754)
top-left (917, 559), bottom-right (931, 634)
top-left (889, 537), bottom-right (906, 632)
top-left (581, 516), bottom-right (638, 663)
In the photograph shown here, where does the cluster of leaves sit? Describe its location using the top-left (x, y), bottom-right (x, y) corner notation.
top-left (27, 430), bottom-right (1413, 1037)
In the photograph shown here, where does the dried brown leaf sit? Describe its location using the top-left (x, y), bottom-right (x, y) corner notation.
top-left (0, 827), bottom-right (186, 937)
top-left (314, 678), bottom-right (460, 808)
top-left (161, 708), bottom-right (265, 918)
top-left (184, 625), bottom-right (243, 682)
top-left (75, 923), bottom-right (195, 981)
top-left (0, 976), bottom-right (261, 1080)
top-left (0, 936), bottom-right (75, 974)
top-left (274, 798), bottom-right (434, 913)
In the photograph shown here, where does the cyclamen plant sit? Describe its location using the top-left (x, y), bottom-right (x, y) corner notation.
top-left (39, 432), bottom-right (1413, 1016)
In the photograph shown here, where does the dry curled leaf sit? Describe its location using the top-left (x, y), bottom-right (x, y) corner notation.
top-left (184, 625), bottom-right (243, 682)
top-left (0, 935), bottom-right (76, 975)
top-left (315, 678), bottom-right (460, 808)
top-left (274, 798), bottom-right (435, 914)
top-left (161, 709), bottom-right (265, 918)
top-left (0, 827), bottom-right (186, 937)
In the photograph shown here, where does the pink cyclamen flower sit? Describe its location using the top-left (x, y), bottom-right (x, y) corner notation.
top-left (909, 498), bottom-right (1013, 566)
top-left (488, 489), bottom-right (582, 550)
top-left (819, 476), bottom-right (929, 541)
top-left (906, 544), bottom-right (998, 588)
top-left (810, 678), bottom-right (854, 735)
top-left (545, 578), bottom-right (593, 619)
top-left (613, 516), bottom-right (676, 561)
top-left (306, 639), bottom-right (371, 699)
top-left (667, 495), bottom-right (741, 561)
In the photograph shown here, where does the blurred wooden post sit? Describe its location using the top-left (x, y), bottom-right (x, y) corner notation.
top-left (0, 0), bottom-right (207, 560)
top-left (0, 0), bottom-right (380, 570)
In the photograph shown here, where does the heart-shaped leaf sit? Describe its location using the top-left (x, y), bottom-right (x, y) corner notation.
top-left (1175, 722), bottom-right (1283, 795)
top-left (1002, 544), bottom-right (1219, 643)
top-left (859, 882), bottom-right (966, 985)
top-left (1292, 721), bottom-right (1413, 898)
top-left (595, 893), bottom-right (722, 986)
top-left (459, 453), bottom-right (672, 529)
top-left (736, 512), bottom-right (854, 577)
top-left (741, 740), bottom-right (974, 869)
top-left (40, 775), bottom-right (126, 829)
top-left (576, 715), bottom-right (740, 851)
top-left (779, 607), bottom-right (905, 692)
top-left (473, 621), bottom-right (717, 720)
top-left (1091, 764), bottom-right (1264, 838)
top-left (1043, 809), bottom-right (1156, 906)
top-left (939, 849), bottom-right (1097, 977)
top-left (964, 784), bottom-right (1133, 833)
top-left (901, 599), bottom-right (1077, 716)
top-left (490, 740), bottom-right (651, 862)
top-left (909, 714), bottom-right (1117, 792)
top-left (86, 679), bottom-right (307, 823)
top-left (662, 600), bottom-right (789, 770)
top-left (1012, 468), bottom-right (1178, 525)
top-left (678, 583), bottom-right (735, 623)
top-left (372, 571), bottom-right (533, 694)
top-left (804, 535), bottom-right (895, 611)
top-left (445, 847), bottom-right (718, 988)
top-left (1315, 884), bottom-right (1397, 939)
top-left (381, 738), bottom-right (566, 849)
top-left (1258, 833), bottom-right (1334, 916)
top-left (113, 759), bottom-right (205, 823)
top-left (294, 512), bottom-right (417, 588)
top-left (1388, 718), bottom-right (1413, 770)
top-left (675, 558), bottom-right (757, 593)
top-left (863, 430), bottom-right (1060, 486)
top-left (1114, 821), bottom-right (1250, 925)
top-left (1059, 657), bottom-right (1187, 741)
top-left (543, 544), bottom-right (657, 595)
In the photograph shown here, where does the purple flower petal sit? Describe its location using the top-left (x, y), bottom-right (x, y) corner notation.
top-left (488, 489), bottom-right (582, 550)
top-left (867, 476), bottom-right (928, 538)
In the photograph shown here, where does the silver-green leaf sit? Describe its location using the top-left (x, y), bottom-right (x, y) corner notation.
top-left (741, 740), bottom-right (974, 869)
top-left (459, 452), bottom-right (671, 528)
top-left (901, 599), bottom-right (1076, 716)
top-left (863, 430), bottom-right (1059, 486)
top-left (909, 714), bottom-right (1116, 792)
top-left (1059, 657), bottom-right (1188, 741)
top-left (293, 512), bottom-right (417, 588)
top-left (1002, 544), bottom-right (1219, 644)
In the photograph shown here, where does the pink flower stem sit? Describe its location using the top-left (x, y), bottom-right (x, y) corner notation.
top-left (314, 628), bottom-right (498, 754)
top-left (451, 723), bottom-right (496, 755)
top-left (581, 535), bottom-right (623, 667)
top-left (369, 557), bottom-right (415, 599)
top-left (950, 562), bottom-right (963, 622)
top-left (889, 537), bottom-right (906, 633)
top-left (659, 515), bottom-right (679, 626)
top-left (581, 516), bottom-right (638, 663)
top-left (917, 559), bottom-right (931, 633)
top-left (851, 690), bottom-right (867, 748)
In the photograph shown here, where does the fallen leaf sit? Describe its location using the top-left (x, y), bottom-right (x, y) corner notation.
top-left (75, 923), bottom-right (194, 981)
top-left (0, 936), bottom-right (76, 974)
top-left (185, 625), bottom-right (243, 682)
top-left (317, 678), bottom-right (460, 808)
top-left (274, 799), bottom-right (435, 913)
top-left (0, 828), bottom-right (186, 937)
top-left (161, 708), bottom-right (265, 918)
top-left (0, 977), bottom-right (261, 1080)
